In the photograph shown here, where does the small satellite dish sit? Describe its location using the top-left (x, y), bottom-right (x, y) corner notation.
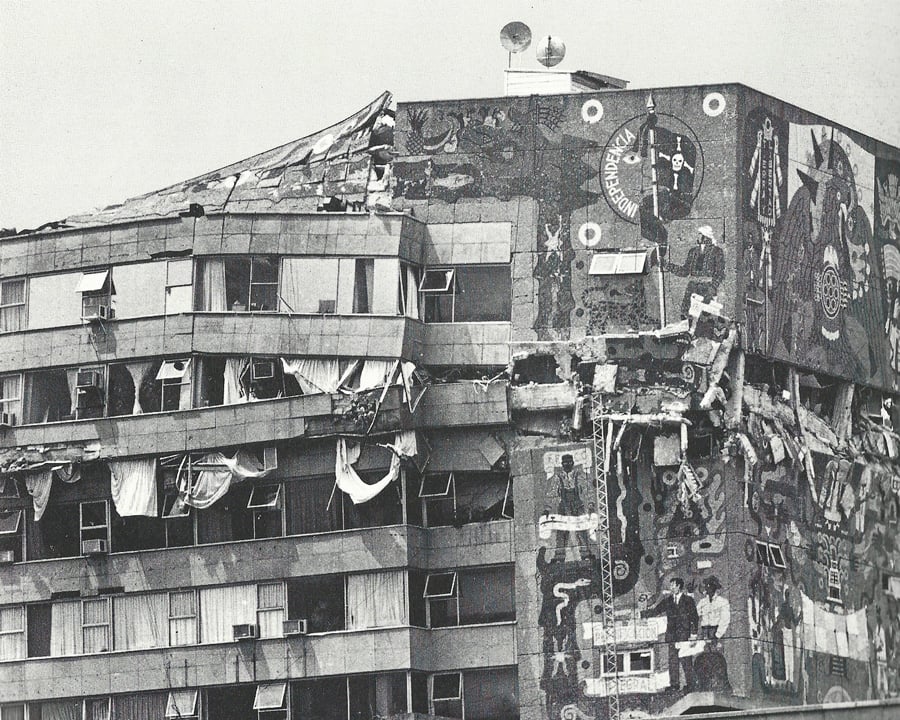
top-left (536, 35), bottom-right (566, 68)
top-left (500, 21), bottom-right (532, 53)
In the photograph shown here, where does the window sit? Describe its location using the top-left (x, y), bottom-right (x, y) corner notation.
top-left (431, 673), bottom-right (463, 719)
top-left (424, 572), bottom-right (459, 628)
top-left (81, 501), bottom-right (109, 548)
top-left (0, 374), bottom-right (21, 426)
top-left (0, 278), bottom-right (26, 332)
top-left (286, 575), bottom-right (345, 633)
top-left (162, 494), bottom-right (194, 548)
top-left (754, 541), bottom-right (785, 568)
top-left (602, 649), bottom-right (654, 676)
top-left (165, 689), bottom-right (198, 719)
top-left (254, 682), bottom-right (287, 720)
top-left (399, 263), bottom-right (421, 318)
top-left (0, 605), bottom-right (25, 660)
top-left (82, 598), bottom-right (111, 653)
top-left (0, 705), bottom-right (25, 720)
top-left (828, 560), bottom-right (842, 604)
top-left (0, 510), bottom-right (23, 562)
top-left (169, 590), bottom-right (197, 646)
top-left (588, 250), bottom-right (651, 275)
top-left (75, 366), bottom-right (106, 419)
top-left (26, 603), bottom-right (51, 658)
top-left (420, 265), bottom-right (511, 322)
top-left (23, 368), bottom-right (72, 423)
top-left (156, 359), bottom-right (192, 411)
top-left (165, 259), bottom-right (193, 314)
top-left (348, 674), bottom-right (408, 720)
top-left (84, 698), bottom-right (110, 720)
top-left (77, 269), bottom-right (115, 320)
top-left (462, 667), bottom-right (518, 720)
top-left (418, 471), bottom-right (512, 527)
top-left (257, 582), bottom-right (285, 638)
top-left (223, 256), bottom-right (279, 311)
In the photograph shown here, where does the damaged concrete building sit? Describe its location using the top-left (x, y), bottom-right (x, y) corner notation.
top-left (1, 77), bottom-right (900, 720)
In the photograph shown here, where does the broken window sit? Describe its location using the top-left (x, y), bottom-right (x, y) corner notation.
top-left (196, 482), bottom-right (283, 543)
top-left (512, 354), bottom-right (561, 385)
top-left (286, 574), bottom-right (346, 633)
top-left (111, 502), bottom-right (165, 553)
top-left (347, 674), bottom-right (408, 720)
top-left (798, 372), bottom-right (838, 421)
top-left (222, 256), bottom-right (279, 311)
top-left (75, 367), bottom-right (106, 419)
top-left (0, 373), bottom-right (21, 426)
top-left (165, 259), bottom-right (193, 314)
top-left (80, 500), bottom-right (109, 550)
top-left (0, 278), bottom-right (25, 332)
top-left (418, 471), bottom-right (511, 527)
top-left (23, 368), bottom-right (72, 423)
top-left (77, 269), bottom-right (115, 321)
top-left (420, 265), bottom-right (511, 323)
top-left (156, 359), bottom-right (193, 411)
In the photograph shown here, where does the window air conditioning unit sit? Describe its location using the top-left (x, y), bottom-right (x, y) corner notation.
top-left (82, 305), bottom-right (114, 322)
top-left (232, 623), bottom-right (257, 641)
top-left (0, 550), bottom-right (15, 564)
top-left (282, 619), bottom-right (308, 636)
top-left (82, 539), bottom-right (108, 556)
top-left (0, 413), bottom-right (16, 428)
top-left (76, 371), bottom-right (103, 389)
top-left (251, 360), bottom-right (276, 381)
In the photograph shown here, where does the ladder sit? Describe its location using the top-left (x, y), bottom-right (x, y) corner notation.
top-left (591, 388), bottom-right (620, 720)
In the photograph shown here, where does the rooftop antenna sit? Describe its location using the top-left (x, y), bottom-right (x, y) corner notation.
top-left (536, 35), bottom-right (566, 68)
top-left (500, 21), bottom-right (532, 68)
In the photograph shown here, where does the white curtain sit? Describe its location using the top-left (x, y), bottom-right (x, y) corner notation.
top-left (358, 360), bottom-right (398, 392)
top-left (199, 584), bottom-right (256, 643)
top-left (199, 259), bottom-right (226, 311)
top-left (336, 438), bottom-right (401, 504)
top-left (50, 600), bottom-right (82, 656)
top-left (25, 468), bottom-right (53, 522)
top-left (65, 368), bottom-right (79, 419)
top-left (223, 358), bottom-right (249, 405)
top-left (0, 605), bottom-right (25, 660)
top-left (280, 358), bottom-right (342, 395)
top-left (181, 450), bottom-right (272, 509)
top-left (346, 570), bottom-right (407, 629)
top-left (40, 701), bottom-right (81, 720)
top-left (109, 458), bottom-right (158, 517)
top-left (113, 593), bottom-right (167, 650)
top-left (125, 361), bottom-right (154, 414)
top-left (179, 360), bottom-right (193, 410)
top-left (405, 265), bottom-right (420, 319)
top-left (82, 598), bottom-right (110, 653)
top-left (257, 582), bottom-right (285, 639)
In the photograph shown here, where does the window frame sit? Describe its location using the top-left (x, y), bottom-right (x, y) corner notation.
top-left (0, 604), bottom-right (25, 660)
top-left (430, 672), bottom-right (463, 718)
top-left (156, 358), bottom-right (192, 412)
top-left (601, 648), bottom-right (654, 677)
top-left (165, 259), bottom-right (194, 315)
top-left (420, 264), bottom-right (511, 323)
top-left (0, 372), bottom-right (22, 425)
top-left (168, 589), bottom-right (198, 646)
top-left (256, 581), bottom-right (286, 639)
top-left (0, 278), bottom-right (26, 333)
top-left (78, 269), bottom-right (115, 320)
top-left (80, 500), bottom-right (110, 548)
top-left (248, 484), bottom-right (284, 539)
top-left (420, 473), bottom-right (455, 528)
top-left (165, 689), bottom-right (199, 719)
top-left (81, 597), bottom-right (111, 654)
top-left (0, 510), bottom-right (24, 563)
top-left (248, 256), bottom-right (280, 312)
top-left (424, 571), bottom-right (459, 629)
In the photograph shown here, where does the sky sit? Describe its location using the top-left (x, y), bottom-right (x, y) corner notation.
top-left (1, 0), bottom-right (898, 230)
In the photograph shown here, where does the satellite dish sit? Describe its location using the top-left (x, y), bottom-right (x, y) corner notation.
top-left (536, 35), bottom-right (566, 68)
top-left (500, 21), bottom-right (532, 53)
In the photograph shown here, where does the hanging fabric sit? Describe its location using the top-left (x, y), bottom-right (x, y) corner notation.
top-left (335, 437), bottom-right (401, 504)
top-left (281, 357), bottom-right (342, 395)
top-left (181, 450), bottom-right (273, 509)
top-left (25, 468), bottom-right (53, 521)
top-left (199, 259), bottom-right (227, 311)
top-left (124, 361), bottom-right (154, 414)
top-left (223, 358), bottom-right (250, 405)
top-left (109, 457), bottom-right (158, 517)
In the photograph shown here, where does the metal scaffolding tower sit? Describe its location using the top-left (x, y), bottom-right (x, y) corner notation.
top-left (591, 389), bottom-right (620, 720)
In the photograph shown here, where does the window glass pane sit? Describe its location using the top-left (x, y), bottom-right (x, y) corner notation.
top-left (290, 678), bottom-right (347, 720)
top-left (165, 690), bottom-right (197, 718)
top-left (81, 502), bottom-right (107, 530)
top-left (252, 256), bottom-right (279, 284)
top-left (462, 667), bottom-right (518, 720)
top-left (280, 258), bottom-right (339, 313)
top-left (424, 293), bottom-right (453, 323)
top-left (458, 566), bottom-right (515, 624)
top-left (454, 266), bottom-right (511, 322)
top-left (630, 651), bottom-right (652, 672)
top-left (432, 673), bottom-right (461, 699)
top-left (424, 572), bottom-right (457, 598)
top-left (224, 257), bottom-right (252, 309)
top-left (420, 269), bottom-right (454, 292)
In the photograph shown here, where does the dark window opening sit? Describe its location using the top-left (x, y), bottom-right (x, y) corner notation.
top-left (291, 677), bottom-right (348, 720)
top-left (348, 673), bottom-right (407, 720)
top-left (205, 685), bottom-right (256, 720)
top-left (0, 509), bottom-right (24, 562)
top-left (287, 574), bottom-right (346, 633)
top-left (27, 603), bottom-right (51, 658)
top-left (24, 369), bottom-right (72, 423)
top-left (512, 354), bottom-right (561, 385)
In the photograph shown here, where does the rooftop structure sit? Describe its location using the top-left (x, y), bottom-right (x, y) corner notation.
top-left (1, 80), bottom-right (899, 720)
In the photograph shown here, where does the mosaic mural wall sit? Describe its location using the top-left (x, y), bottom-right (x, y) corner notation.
top-left (740, 92), bottom-right (900, 391)
top-left (394, 87), bottom-right (738, 339)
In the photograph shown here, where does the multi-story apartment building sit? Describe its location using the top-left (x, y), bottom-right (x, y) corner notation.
top-left (1, 75), bottom-right (899, 720)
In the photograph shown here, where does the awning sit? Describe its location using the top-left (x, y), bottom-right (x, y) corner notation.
top-left (253, 683), bottom-right (286, 711)
top-left (156, 359), bottom-right (191, 381)
top-left (76, 270), bottom-right (111, 293)
top-left (589, 250), bottom-right (650, 275)
top-left (165, 689), bottom-right (198, 718)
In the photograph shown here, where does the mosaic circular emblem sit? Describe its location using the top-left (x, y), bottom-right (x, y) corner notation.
top-left (819, 265), bottom-right (843, 319)
top-left (703, 92), bottom-right (726, 117)
top-left (581, 99), bottom-right (604, 124)
top-left (577, 222), bottom-right (602, 247)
